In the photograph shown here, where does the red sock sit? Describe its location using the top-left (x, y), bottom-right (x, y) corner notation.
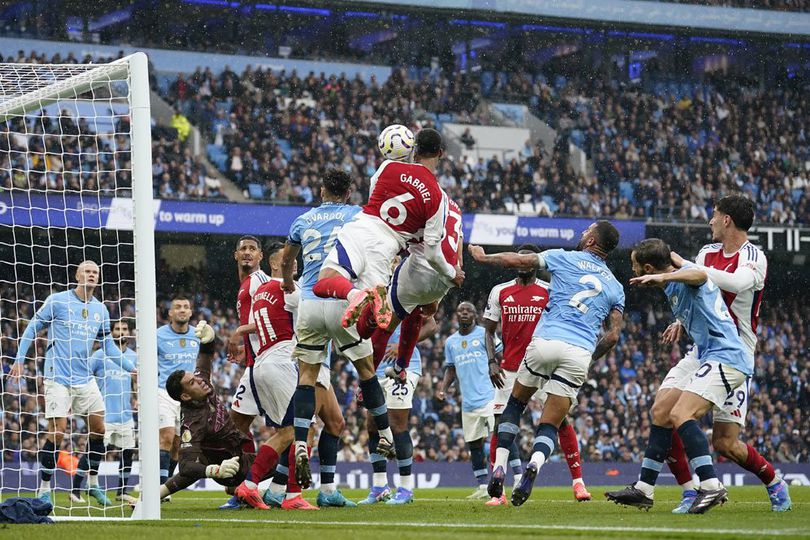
top-left (558, 422), bottom-right (582, 481)
top-left (489, 431), bottom-right (498, 467)
top-left (313, 276), bottom-right (354, 300)
top-left (286, 445), bottom-right (311, 495)
top-left (396, 307), bottom-right (423, 369)
top-left (356, 303), bottom-right (377, 339)
top-left (667, 431), bottom-right (694, 486)
top-left (250, 444), bottom-right (280, 483)
top-left (371, 326), bottom-right (394, 369)
top-left (744, 444), bottom-right (776, 485)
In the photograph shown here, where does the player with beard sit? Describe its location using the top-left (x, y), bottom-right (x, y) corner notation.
top-left (470, 221), bottom-right (625, 506)
top-left (482, 244), bottom-right (591, 505)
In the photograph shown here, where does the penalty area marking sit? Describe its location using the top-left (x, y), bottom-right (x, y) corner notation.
top-left (160, 517), bottom-right (809, 537)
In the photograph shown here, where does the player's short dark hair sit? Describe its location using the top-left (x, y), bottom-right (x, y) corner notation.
top-left (517, 244), bottom-right (540, 253)
top-left (322, 168), bottom-right (352, 198)
top-left (632, 238), bottom-right (671, 271)
top-left (715, 194), bottom-right (754, 231)
top-left (593, 220), bottom-right (620, 254)
top-left (236, 235), bottom-right (261, 250)
top-left (171, 295), bottom-right (190, 305)
top-left (166, 370), bottom-right (186, 402)
top-left (113, 319), bottom-right (131, 328)
top-left (414, 128), bottom-right (443, 158)
top-left (265, 241), bottom-right (285, 258)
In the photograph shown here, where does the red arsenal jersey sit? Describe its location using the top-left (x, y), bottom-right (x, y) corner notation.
top-left (483, 279), bottom-right (550, 371)
top-left (363, 160), bottom-right (445, 245)
top-left (251, 279), bottom-right (296, 356)
top-left (237, 270), bottom-right (269, 367)
top-left (696, 241), bottom-right (767, 356)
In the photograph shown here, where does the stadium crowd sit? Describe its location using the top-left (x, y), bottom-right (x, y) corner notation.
top-left (1, 47), bottom-right (808, 226)
top-left (160, 62), bottom-right (810, 225)
top-left (3, 263), bottom-right (809, 470)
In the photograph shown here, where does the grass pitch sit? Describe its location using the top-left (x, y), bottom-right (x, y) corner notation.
top-left (2, 486), bottom-right (807, 539)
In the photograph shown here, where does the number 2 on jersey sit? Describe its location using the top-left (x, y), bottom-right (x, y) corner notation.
top-left (302, 226), bottom-right (340, 262)
top-left (569, 275), bottom-right (603, 314)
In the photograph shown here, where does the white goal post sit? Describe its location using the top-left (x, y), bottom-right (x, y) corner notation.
top-left (0, 52), bottom-right (159, 520)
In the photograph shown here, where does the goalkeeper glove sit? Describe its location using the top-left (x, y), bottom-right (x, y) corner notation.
top-left (195, 320), bottom-right (215, 344)
top-left (205, 456), bottom-right (240, 479)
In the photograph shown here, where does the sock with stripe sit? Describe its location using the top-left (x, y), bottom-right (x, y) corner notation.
top-left (313, 276), bottom-right (355, 300)
top-left (634, 424), bottom-right (673, 498)
top-left (529, 423), bottom-right (558, 469)
top-left (359, 377), bottom-right (392, 442)
top-left (494, 396), bottom-right (527, 470)
top-left (667, 430), bottom-right (695, 491)
top-left (470, 439), bottom-right (488, 486)
top-left (677, 420), bottom-right (720, 491)
top-left (293, 385), bottom-right (316, 445)
top-left (318, 430), bottom-right (340, 493)
top-left (743, 444), bottom-right (777, 486)
top-left (394, 430), bottom-right (414, 490)
top-left (159, 449), bottom-right (171, 485)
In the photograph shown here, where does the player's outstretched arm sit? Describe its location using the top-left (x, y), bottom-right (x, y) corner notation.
top-left (194, 321), bottom-right (217, 376)
top-left (280, 242), bottom-right (301, 293)
top-left (592, 309), bottom-right (624, 362)
top-left (630, 267), bottom-right (707, 288)
top-left (468, 245), bottom-right (541, 270)
top-left (700, 266), bottom-right (758, 294)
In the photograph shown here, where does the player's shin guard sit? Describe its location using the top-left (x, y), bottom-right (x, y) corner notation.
top-left (637, 425), bottom-right (673, 494)
top-left (293, 385), bottom-right (316, 444)
top-left (558, 421), bottom-right (583, 482)
top-left (394, 431), bottom-right (414, 489)
top-left (396, 308), bottom-right (423, 369)
top-left (159, 449), bottom-right (171, 485)
top-left (677, 420), bottom-right (719, 490)
top-left (742, 444), bottom-right (777, 486)
top-left (370, 327), bottom-right (393, 369)
top-left (119, 449), bottom-right (134, 496)
top-left (251, 445), bottom-right (280, 484)
top-left (667, 431), bottom-right (694, 488)
top-left (359, 377), bottom-right (392, 433)
top-left (318, 431), bottom-right (340, 491)
top-left (313, 276), bottom-right (355, 300)
top-left (530, 423), bottom-right (558, 467)
top-left (272, 447), bottom-right (290, 488)
top-left (469, 440), bottom-right (488, 485)
top-left (494, 396), bottom-right (526, 469)
top-left (39, 439), bottom-right (56, 483)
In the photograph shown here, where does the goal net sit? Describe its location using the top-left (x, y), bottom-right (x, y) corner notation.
top-left (0, 53), bottom-right (159, 520)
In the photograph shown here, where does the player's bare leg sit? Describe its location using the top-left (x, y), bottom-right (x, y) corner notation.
top-left (38, 417), bottom-right (67, 504)
top-left (712, 421), bottom-right (791, 511)
top-left (606, 387), bottom-right (682, 510)
top-left (489, 381), bottom-right (537, 499)
top-left (315, 384), bottom-right (356, 507)
top-left (511, 393), bottom-right (570, 507)
top-left (230, 410), bottom-right (255, 436)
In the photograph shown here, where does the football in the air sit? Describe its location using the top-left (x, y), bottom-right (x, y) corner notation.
top-left (378, 124), bottom-right (415, 161)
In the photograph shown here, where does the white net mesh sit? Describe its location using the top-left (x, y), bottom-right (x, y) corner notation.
top-left (0, 60), bottom-right (142, 517)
